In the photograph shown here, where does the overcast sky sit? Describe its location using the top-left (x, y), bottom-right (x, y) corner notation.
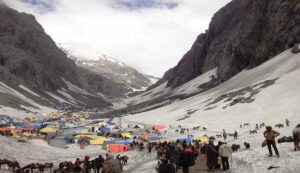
top-left (3, 0), bottom-right (231, 77)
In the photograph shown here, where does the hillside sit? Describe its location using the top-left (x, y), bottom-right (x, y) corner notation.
top-left (0, 4), bottom-right (128, 115)
top-left (115, 0), bottom-right (300, 112)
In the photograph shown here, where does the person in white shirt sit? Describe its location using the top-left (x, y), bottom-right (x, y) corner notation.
top-left (218, 142), bottom-right (232, 170)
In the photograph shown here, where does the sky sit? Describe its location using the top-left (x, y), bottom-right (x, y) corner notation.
top-left (3, 0), bottom-right (231, 77)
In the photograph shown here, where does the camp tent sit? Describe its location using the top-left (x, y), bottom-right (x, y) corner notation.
top-left (40, 127), bottom-right (57, 133)
top-left (90, 138), bottom-right (106, 145)
top-left (121, 132), bottom-right (132, 138)
top-left (195, 136), bottom-right (209, 142)
top-left (100, 127), bottom-right (110, 133)
top-left (177, 138), bottom-right (193, 143)
top-left (116, 140), bottom-right (131, 145)
top-left (75, 135), bottom-right (105, 140)
top-left (153, 124), bottom-right (166, 131)
top-left (107, 144), bottom-right (128, 152)
top-left (149, 136), bottom-right (163, 141)
top-left (0, 127), bottom-right (14, 132)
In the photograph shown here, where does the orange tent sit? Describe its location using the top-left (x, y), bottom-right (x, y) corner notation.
top-left (107, 144), bottom-right (128, 153)
top-left (153, 124), bottom-right (166, 131)
top-left (141, 135), bottom-right (149, 141)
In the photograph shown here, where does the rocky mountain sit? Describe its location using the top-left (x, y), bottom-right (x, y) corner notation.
top-left (73, 55), bottom-right (159, 95)
top-left (157, 0), bottom-right (300, 89)
top-left (113, 0), bottom-right (300, 114)
top-left (0, 4), bottom-right (129, 113)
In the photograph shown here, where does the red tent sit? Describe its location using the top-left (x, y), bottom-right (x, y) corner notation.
top-left (153, 124), bottom-right (166, 131)
top-left (107, 144), bottom-right (128, 153)
top-left (0, 127), bottom-right (14, 132)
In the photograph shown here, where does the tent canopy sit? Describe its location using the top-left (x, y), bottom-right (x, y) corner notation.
top-left (40, 127), bottom-right (57, 133)
top-left (153, 124), bottom-right (166, 131)
top-left (90, 138), bottom-right (106, 145)
top-left (195, 136), bottom-right (208, 142)
top-left (107, 144), bottom-right (128, 153)
top-left (121, 132), bottom-right (132, 138)
top-left (0, 127), bottom-right (14, 132)
top-left (177, 138), bottom-right (193, 143)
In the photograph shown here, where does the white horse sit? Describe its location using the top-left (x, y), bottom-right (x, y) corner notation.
top-left (293, 124), bottom-right (300, 151)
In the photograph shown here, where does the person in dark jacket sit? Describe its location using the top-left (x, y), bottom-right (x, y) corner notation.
top-left (180, 144), bottom-right (195, 173)
top-left (94, 155), bottom-right (105, 173)
top-left (166, 145), bottom-right (180, 171)
top-left (84, 156), bottom-right (91, 173)
top-left (206, 137), bottom-right (218, 172)
top-left (157, 159), bottom-right (176, 173)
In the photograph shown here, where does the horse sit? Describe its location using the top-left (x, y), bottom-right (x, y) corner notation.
top-left (227, 133), bottom-right (234, 137)
top-left (278, 136), bottom-right (294, 144)
top-left (16, 163), bottom-right (39, 173)
top-left (119, 155), bottom-right (129, 165)
top-left (202, 127), bottom-right (207, 131)
top-left (57, 161), bottom-right (74, 173)
top-left (216, 135), bottom-right (222, 138)
top-left (231, 144), bottom-right (240, 152)
top-left (193, 126), bottom-right (201, 130)
top-left (0, 159), bottom-right (8, 169)
top-left (38, 163), bottom-right (53, 173)
top-left (275, 124), bottom-right (284, 128)
top-left (293, 124), bottom-right (300, 151)
top-left (250, 130), bottom-right (257, 135)
top-left (7, 160), bottom-right (20, 170)
top-left (244, 123), bottom-right (250, 127)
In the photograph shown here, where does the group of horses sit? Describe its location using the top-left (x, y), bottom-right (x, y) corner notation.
top-left (0, 159), bottom-right (53, 173)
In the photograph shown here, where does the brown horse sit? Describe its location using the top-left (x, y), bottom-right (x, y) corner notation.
top-left (293, 124), bottom-right (300, 151)
top-left (38, 163), bottom-right (54, 173)
top-left (275, 124), bottom-right (284, 128)
top-left (16, 163), bottom-right (39, 173)
top-left (0, 159), bottom-right (20, 171)
top-left (231, 144), bottom-right (240, 152)
top-left (278, 136), bottom-right (294, 143)
top-left (250, 130), bottom-right (257, 134)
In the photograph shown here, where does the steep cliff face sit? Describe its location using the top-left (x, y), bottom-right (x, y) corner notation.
top-left (160, 0), bottom-right (300, 88)
top-left (0, 4), bottom-right (130, 110)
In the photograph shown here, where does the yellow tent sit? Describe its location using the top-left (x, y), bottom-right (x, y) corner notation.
top-left (195, 136), bottom-right (209, 142)
top-left (40, 127), bottom-right (57, 133)
top-left (121, 132), bottom-right (132, 138)
top-left (75, 135), bottom-right (106, 140)
top-left (22, 132), bottom-right (37, 137)
top-left (90, 138), bottom-right (106, 145)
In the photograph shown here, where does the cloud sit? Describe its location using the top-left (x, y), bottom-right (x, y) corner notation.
top-left (3, 0), bottom-right (231, 77)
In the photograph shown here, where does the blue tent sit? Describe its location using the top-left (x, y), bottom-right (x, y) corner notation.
top-left (104, 140), bottom-right (117, 145)
top-left (101, 127), bottom-right (110, 133)
top-left (177, 138), bottom-right (193, 143)
top-left (110, 129), bottom-right (121, 134)
top-left (150, 136), bottom-right (163, 140)
top-left (116, 140), bottom-right (131, 145)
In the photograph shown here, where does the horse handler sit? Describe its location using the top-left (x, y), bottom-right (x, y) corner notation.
top-left (263, 126), bottom-right (280, 157)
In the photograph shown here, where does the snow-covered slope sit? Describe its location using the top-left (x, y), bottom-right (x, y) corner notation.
top-left (122, 48), bottom-right (300, 172)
